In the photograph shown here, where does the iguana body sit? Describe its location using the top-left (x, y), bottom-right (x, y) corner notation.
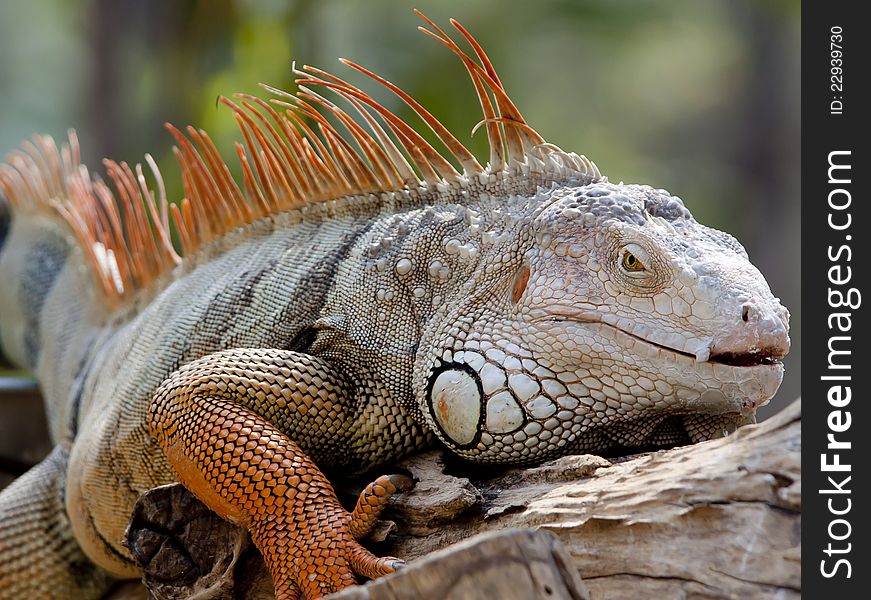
top-left (0, 14), bottom-right (789, 600)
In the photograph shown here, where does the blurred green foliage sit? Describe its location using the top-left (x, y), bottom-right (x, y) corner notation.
top-left (0, 0), bottom-right (799, 413)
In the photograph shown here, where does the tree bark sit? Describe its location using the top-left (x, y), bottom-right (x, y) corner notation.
top-left (330, 528), bottom-right (590, 600)
top-left (126, 398), bottom-right (800, 599)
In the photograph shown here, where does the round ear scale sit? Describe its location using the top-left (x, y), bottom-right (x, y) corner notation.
top-left (425, 362), bottom-right (485, 449)
top-left (512, 264), bottom-right (530, 304)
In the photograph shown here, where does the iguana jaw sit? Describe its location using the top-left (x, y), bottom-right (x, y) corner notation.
top-left (544, 307), bottom-right (787, 365)
top-left (538, 310), bottom-right (785, 415)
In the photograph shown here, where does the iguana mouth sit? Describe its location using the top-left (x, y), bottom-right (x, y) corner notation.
top-left (542, 310), bottom-right (784, 369)
top-left (708, 351), bottom-right (783, 367)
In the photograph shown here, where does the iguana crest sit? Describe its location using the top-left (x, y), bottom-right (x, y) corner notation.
top-left (0, 11), bottom-right (600, 307)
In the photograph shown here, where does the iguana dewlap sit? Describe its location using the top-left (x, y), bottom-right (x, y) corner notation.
top-left (0, 13), bottom-right (789, 600)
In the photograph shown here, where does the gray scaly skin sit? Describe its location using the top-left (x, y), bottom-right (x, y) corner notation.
top-left (0, 16), bottom-right (789, 600)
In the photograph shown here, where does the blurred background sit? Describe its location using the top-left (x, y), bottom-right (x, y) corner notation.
top-left (0, 0), bottom-right (799, 474)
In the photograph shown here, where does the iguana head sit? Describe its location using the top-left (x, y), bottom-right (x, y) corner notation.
top-left (523, 183), bottom-right (789, 444)
top-left (417, 180), bottom-right (789, 464)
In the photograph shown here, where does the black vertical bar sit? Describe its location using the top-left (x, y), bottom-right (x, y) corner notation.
top-left (803, 1), bottom-right (869, 596)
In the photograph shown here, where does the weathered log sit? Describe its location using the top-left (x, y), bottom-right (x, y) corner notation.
top-left (330, 528), bottom-right (589, 600)
top-left (388, 399), bottom-right (800, 599)
top-left (126, 398), bottom-right (800, 599)
top-left (124, 482), bottom-right (273, 599)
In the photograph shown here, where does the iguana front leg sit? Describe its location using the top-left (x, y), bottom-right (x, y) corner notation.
top-left (148, 349), bottom-right (404, 599)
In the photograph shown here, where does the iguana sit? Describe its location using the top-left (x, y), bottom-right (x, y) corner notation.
top-left (0, 12), bottom-right (790, 600)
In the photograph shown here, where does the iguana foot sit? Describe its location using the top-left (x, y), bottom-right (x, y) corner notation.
top-left (252, 473), bottom-right (406, 599)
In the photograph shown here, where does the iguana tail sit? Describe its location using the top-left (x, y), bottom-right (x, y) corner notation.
top-left (0, 445), bottom-right (117, 598)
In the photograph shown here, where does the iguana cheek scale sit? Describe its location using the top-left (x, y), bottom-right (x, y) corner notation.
top-left (0, 11), bottom-right (789, 600)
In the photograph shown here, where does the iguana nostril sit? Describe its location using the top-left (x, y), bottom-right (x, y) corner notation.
top-left (741, 304), bottom-right (751, 323)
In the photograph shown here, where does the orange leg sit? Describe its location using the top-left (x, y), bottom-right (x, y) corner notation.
top-left (148, 349), bottom-right (404, 599)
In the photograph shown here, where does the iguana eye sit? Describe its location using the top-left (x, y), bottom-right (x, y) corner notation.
top-left (622, 251), bottom-right (645, 271)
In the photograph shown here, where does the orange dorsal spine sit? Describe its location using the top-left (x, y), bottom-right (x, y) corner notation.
top-left (0, 13), bottom-right (600, 308)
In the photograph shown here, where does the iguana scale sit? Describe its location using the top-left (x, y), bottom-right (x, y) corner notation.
top-left (0, 13), bottom-right (790, 599)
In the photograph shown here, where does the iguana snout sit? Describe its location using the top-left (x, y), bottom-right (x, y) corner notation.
top-left (706, 292), bottom-right (790, 365)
